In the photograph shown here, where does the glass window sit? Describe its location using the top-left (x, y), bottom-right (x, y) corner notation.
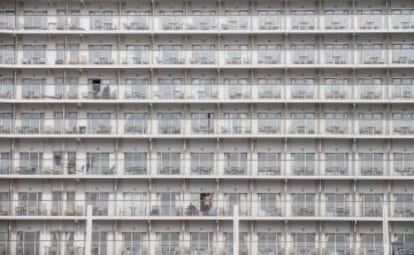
top-left (124, 152), bottom-right (147, 174)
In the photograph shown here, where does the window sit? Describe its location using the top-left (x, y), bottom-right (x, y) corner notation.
top-left (224, 153), bottom-right (248, 175)
top-left (324, 10), bottom-right (349, 29)
top-left (393, 194), bottom-right (414, 217)
top-left (86, 192), bottom-right (109, 216)
top-left (290, 78), bottom-right (315, 99)
top-left (124, 113), bottom-right (147, 134)
top-left (156, 193), bottom-right (181, 216)
top-left (324, 77), bottom-right (350, 99)
top-left (222, 10), bottom-right (249, 29)
top-left (126, 45), bottom-right (150, 64)
top-left (86, 152), bottom-right (111, 175)
top-left (89, 10), bottom-right (114, 30)
top-left (87, 112), bottom-right (111, 134)
top-left (157, 152), bottom-right (181, 174)
top-left (257, 78), bottom-right (281, 99)
top-left (326, 233), bottom-right (350, 254)
top-left (191, 44), bottom-right (215, 64)
top-left (23, 44), bottom-right (47, 64)
top-left (0, 153), bottom-right (10, 174)
top-left (160, 10), bottom-right (183, 30)
top-left (125, 10), bottom-right (150, 30)
top-left (125, 78), bottom-right (148, 99)
top-left (359, 153), bottom-right (383, 175)
top-left (190, 10), bottom-right (216, 30)
top-left (17, 192), bottom-right (42, 216)
top-left (257, 44), bottom-right (281, 64)
top-left (191, 113), bottom-right (214, 134)
top-left (50, 232), bottom-right (75, 255)
top-left (158, 113), bottom-right (181, 134)
top-left (224, 44), bottom-right (249, 64)
top-left (325, 153), bottom-right (349, 175)
top-left (190, 78), bottom-right (215, 99)
top-left (393, 152), bottom-right (414, 175)
top-left (258, 193), bottom-right (282, 216)
top-left (158, 45), bottom-right (184, 64)
top-left (0, 113), bottom-right (12, 133)
top-left (157, 232), bottom-right (180, 254)
top-left (291, 10), bottom-right (316, 30)
top-left (257, 153), bottom-right (281, 175)
top-left (359, 43), bottom-right (385, 64)
top-left (223, 193), bottom-right (248, 216)
top-left (292, 193), bottom-right (315, 216)
top-left (258, 10), bottom-right (282, 30)
top-left (360, 233), bottom-right (383, 253)
top-left (124, 153), bottom-right (147, 174)
top-left (122, 232), bottom-right (146, 254)
top-left (17, 231), bottom-right (40, 255)
top-left (292, 233), bottom-right (316, 254)
top-left (360, 193), bottom-right (383, 216)
top-left (291, 44), bottom-right (316, 64)
top-left (23, 10), bottom-right (47, 29)
top-left (122, 193), bottom-right (146, 216)
top-left (224, 232), bottom-right (248, 254)
top-left (391, 78), bottom-right (414, 99)
top-left (158, 78), bottom-right (184, 99)
top-left (191, 153), bottom-right (214, 175)
top-left (359, 113), bottom-right (383, 134)
top-left (19, 152), bottom-right (43, 174)
top-left (0, 45), bottom-right (14, 64)
top-left (290, 113), bottom-right (315, 134)
top-left (21, 78), bottom-right (46, 98)
top-left (326, 193), bottom-right (349, 216)
top-left (325, 113), bottom-right (349, 134)
top-left (224, 78), bottom-right (249, 99)
top-left (92, 232), bottom-right (108, 255)
top-left (257, 233), bottom-right (282, 254)
top-left (0, 78), bottom-right (13, 98)
top-left (88, 45), bottom-right (112, 64)
top-left (357, 9), bottom-right (383, 29)
top-left (223, 112), bottom-right (250, 133)
top-left (86, 78), bottom-right (113, 99)
top-left (190, 232), bottom-right (214, 254)
top-left (324, 43), bottom-right (350, 64)
top-left (292, 153), bottom-right (315, 175)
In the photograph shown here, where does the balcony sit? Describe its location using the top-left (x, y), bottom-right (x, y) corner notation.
top-left (291, 194), bottom-right (315, 216)
top-left (393, 194), bottom-right (414, 217)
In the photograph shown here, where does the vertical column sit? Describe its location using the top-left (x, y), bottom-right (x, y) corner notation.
top-left (85, 205), bottom-right (93, 255)
top-left (233, 204), bottom-right (239, 255)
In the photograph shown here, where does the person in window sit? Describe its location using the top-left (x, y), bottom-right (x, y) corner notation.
top-left (200, 194), bottom-right (211, 215)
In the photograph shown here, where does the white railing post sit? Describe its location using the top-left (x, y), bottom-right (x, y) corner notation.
top-left (233, 204), bottom-right (239, 255)
top-left (85, 205), bottom-right (93, 255)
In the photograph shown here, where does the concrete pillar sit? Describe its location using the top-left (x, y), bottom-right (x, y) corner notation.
top-left (85, 205), bottom-right (93, 255)
top-left (233, 204), bottom-right (239, 255)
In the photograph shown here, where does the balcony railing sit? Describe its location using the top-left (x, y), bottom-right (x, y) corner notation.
top-left (1, 117), bottom-right (414, 137)
top-left (0, 240), bottom-right (403, 255)
top-left (0, 48), bottom-right (414, 66)
top-left (1, 14), bottom-right (413, 32)
top-left (0, 199), bottom-right (409, 218)
top-left (3, 84), bottom-right (414, 101)
top-left (0, 158), bottom-right (413, 176)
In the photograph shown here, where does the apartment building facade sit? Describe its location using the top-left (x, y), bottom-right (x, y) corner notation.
top-left (0, 0), bottom-right (414, 254)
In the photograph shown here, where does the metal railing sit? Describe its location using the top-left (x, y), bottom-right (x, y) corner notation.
top-left (0, 14), bottom-right (413, 32)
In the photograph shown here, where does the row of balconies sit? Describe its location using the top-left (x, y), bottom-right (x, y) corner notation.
top-left (0, 48), bottom-right (413, 66)
top-left (0, 237), bottom-right (393, 255)
top-left (0, 13), bottom-right (413, 32)
top-left (0, 195), bottom-right (409, 218)
top-left (1, 84), bottom-right (414, 101)
top-left (1, 116), bottom-right (414, 136)
top-left (1, 155), bottom-right (414, 176)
